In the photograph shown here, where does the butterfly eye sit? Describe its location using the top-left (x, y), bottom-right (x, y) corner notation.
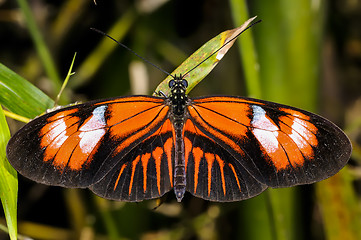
top-left (182, 79), bottom-right (188, 88)
top-left (169, 80), bottom-right (175, 88)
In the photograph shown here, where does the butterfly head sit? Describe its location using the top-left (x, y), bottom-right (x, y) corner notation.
top-left (168, 75), bottom-right (188, 116)
top-left (168, 75), bottom-right (188, 91)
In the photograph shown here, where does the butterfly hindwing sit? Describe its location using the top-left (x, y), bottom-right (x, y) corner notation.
top-left (183, 119), bottom-right (267, 202)
top-left (187, 96), bottom-right (351, 194)
top-left (6, 96), bottom-right (170, 190)
top-left (90, 119), bottom-right (175, 201)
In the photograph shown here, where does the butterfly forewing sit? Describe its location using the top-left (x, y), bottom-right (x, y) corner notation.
top-left (6, 96), bottom-right (170, 189)
top-left (186, 96), bottom-right (351, 199)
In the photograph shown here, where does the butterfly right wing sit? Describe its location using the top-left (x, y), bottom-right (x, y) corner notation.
top-left (6, 96), bottom-right (173, 201)
top-left (184, 96), bottom-right (351, 202)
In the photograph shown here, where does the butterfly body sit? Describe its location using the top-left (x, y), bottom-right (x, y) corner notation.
top-left (6, 76), bottom-right (351, 202)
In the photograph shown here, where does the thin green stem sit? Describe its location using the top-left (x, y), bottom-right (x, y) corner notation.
top-left (55, 53), bottom-right (77, 106)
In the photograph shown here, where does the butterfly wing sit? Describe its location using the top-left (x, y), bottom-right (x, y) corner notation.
top-left (90, 118), bottom-right (175, 201)
top-left (185, 96), bottom-right (351, 201)
top-left (7, 96), bottom-right (174, 201)
top-left (183, 118), bottom-right (267, 201)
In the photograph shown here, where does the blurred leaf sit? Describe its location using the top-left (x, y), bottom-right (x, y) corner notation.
top-left (18, 221), bottom-right (72, 240)
top-left (230, 0), bottom-right (261, 98)
top-left (0, 106), bottom-right (18, 240)
top-left (267, 188), bottom-right (299, 240)
top-left (71, 8), bottom-right (138, 89)
top-left (253, 0), bottom-right (323, 110)
top-left (238, 194), bottom-right (274, 240)
top-left (248, 1), bottom-right (328, 239)
top-left (154, 16), bottom-right (258, 96)
top-left (16, 0), bottom-right (62, 93)
top-left (316, 169), bottom-right (361, 240)
top-left (0, 63), bottom-right (54, 119)
top-left (50, 1), bottom-right (88, 46)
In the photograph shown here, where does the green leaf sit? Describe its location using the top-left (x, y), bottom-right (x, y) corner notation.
top-left (154, 17), bottom-right (258, 96)
top-left (0, 105), bottom-right (18, 240)
top-left (0, 63), bottom-right (54, 119)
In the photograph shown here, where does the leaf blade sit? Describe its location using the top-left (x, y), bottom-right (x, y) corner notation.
top-left (0, 63), bottom-right (54, 119)
top-left (154, 17), bottom-right (258, 96)
top-left (0, 105), bottom-right (18, 240)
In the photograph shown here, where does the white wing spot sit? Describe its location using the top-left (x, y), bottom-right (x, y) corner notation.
top-left (251, 105), bottom-right (279, 131)
top-left (253, 129), bottom-right (279, 153)
top-left (78, 105), bottom-right (108, 154)
top-left (289, 118), bottom-right (311, 148)
top-left (79, 129), bottom-right (106, 154)
top-left (49, 119), bottom-right (68, 148)
top-left (79, 105), bottom-right (107, 131)
top-left (251, 105), bottom-right (280, 153)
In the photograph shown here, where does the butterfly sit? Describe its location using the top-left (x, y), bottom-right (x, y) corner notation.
top-left (6, 18), bottom-right (352, 202)
top-left (6, 72), bottom-right (351, 202)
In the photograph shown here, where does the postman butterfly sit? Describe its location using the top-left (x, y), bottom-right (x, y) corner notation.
top-left (6, 21), bottom-right (351, 203)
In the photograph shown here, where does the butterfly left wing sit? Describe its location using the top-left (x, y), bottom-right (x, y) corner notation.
top-left (6, 96), bottom-right (174, 201)
top-left (90, 118), bottom-right (175, 201)
top-left (185, 96), bottom-right (351, 201)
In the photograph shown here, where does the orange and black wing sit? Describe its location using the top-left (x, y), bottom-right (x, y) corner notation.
top-left (6, 96), bottom-right (174, 201)
top-left (184, 96), bottom-right (351, 202)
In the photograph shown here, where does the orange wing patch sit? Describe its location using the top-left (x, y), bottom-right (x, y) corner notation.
top-left (183, 118), bottom-right (213, 171)
top-left (192, 147), bottom-right (203, 193)
top-left (228, 163), bottom-right (241, 191)
top-left (215, 155), bottom-right (226, 196)
top-left (129, 155), bottom-right (141, 195)
top-left (188, 98), bottom-right (251, 156)
top-left (251, 105), bottom-right (289, 170)
top-left (40, 105), bottom-right (108, 171)
top-left (183, 118), bottom-right (244, 200)
top-left (278, 116), bottom-right (316, 162)
top-left (114, 163), bottom-right (128, 191)
top-left (163, 137), bottom-right (174, 187)
top-left (110, 103), bottom-right (169, 157)
top-left (204, 153), bottom-right (215, 196)
top-left (105, 118), bottom-right (174, 201)
top-left (251, 105), bottom-right (319, 171)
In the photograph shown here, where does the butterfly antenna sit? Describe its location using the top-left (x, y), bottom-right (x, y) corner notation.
top-left (90, 28), bottom-right (173, 77)
top-left (182, 19), bottom-right (262, 78)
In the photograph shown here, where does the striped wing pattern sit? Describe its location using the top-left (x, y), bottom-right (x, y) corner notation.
top-left (183, 118), bottom-right (267, 201)
top-left (90, 119), bottom-right (175, 201)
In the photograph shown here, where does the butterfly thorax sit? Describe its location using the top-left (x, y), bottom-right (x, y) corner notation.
top-left (168, 76), bottom-right (188, 118)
